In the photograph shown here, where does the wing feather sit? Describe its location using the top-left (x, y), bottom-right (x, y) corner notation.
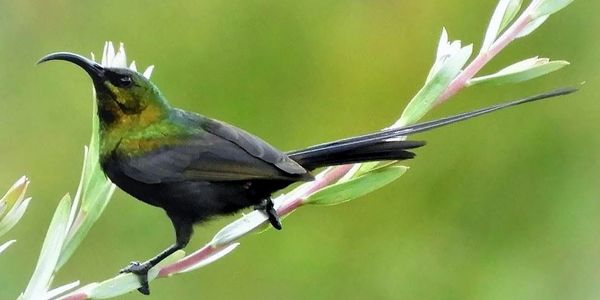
top-left (117, 114), bottom-right (310, 184)
top-left (201, 118), bottom-right (307, 175)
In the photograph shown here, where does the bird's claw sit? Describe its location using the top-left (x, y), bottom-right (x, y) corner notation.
top-left (255, 198), bottom-right (282, 230)
top-left (119, 261), bottom-right (152, 295)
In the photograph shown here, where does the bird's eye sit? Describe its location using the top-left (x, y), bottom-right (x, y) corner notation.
top-left (115, 76), bottom-right (133, 88)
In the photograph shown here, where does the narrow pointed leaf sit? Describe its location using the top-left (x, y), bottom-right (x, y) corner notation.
top-left (112, 43), bottom-right (127, 68)
top-left (0, 176), bottom-right (29, 216)
top-left (64, 147), bottom-right (88, 242)
top-left (143, 65), bottom-right (155, 79)
top-left (21, 195), bottom-right (72, 300)
top-left (0, 177), bottom-right (31, 240)
top-left (305, 165), bottom-right (409, 206)
top-left (531, 0), bottom-right (574, 18)
top-left (179, 243), bottom-right (240, 274)
top-left (435, 28), bottom-right (449, 61)
top-left (129, 61), bottom-right (137, 72)
top-left (85, 274), bottom-right (147, 299)
top-left (396, 44), bottom-right (473, 127)
top-left (0, 198), bottom-right (32, 237)
top-left (0, 240), bottom-right (16, 255)
top-left (516, 14), bottom-right (550, 38)
top-left (101, 42), bottom-right (108, 66)
top-left (210, 210), bottom-right (268, 247)
top-left (482, 0), bottom-right (523, 52)
top-left (44, 280), bottom-right (80, 300)
top-left (426, 29), bottom-right (465, 84)
top-left (0, 201), bottom-right (5, 217)
top-left (499, 0), bottom-right (522, 34)
top-left (468, 60), bottom-right (568, 85)
top-left (353, 161), bottom-right (402, 179)
top-left (106, 42), bottom-right (115, 66)
top-left (56, 181), bottom-right (115, 269)
top-left (425, 28), bottom-right (448, 83)
top-left (57, 92), bottom-right (116, 270)
top-left (83, 250), bottom-right (184, 299)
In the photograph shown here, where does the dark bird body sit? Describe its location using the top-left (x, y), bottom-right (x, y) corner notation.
top-left (38, 52), bottom-right (575, 295)
top-left (102, 108), bottom-right (423, 222)
top-left (101, 110), bottom-right (310, 224)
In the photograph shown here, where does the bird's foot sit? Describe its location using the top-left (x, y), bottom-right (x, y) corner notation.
top-left (119, 261), bottom-right (153, 295)
top-left (255, 198), bottom-right (282, 230)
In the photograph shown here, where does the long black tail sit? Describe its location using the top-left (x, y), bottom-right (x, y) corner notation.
top-left (288, 87), bottom-right (576, 170)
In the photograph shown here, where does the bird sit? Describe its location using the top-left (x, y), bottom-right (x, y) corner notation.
top-left (38, 51), bottom-right (575, 295)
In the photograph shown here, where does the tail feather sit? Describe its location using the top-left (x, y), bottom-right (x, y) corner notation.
top-left (290, 140), bottom-right (425, 170)
top-left (287, 87), bottom-right (576, 170)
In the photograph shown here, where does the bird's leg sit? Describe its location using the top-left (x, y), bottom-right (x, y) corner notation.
top-left (119, 244), bottom-right (182, 295)
top-left (120, 216), bottom-right (193, 295)
top-left (255, 198), bottom-right (282, 230)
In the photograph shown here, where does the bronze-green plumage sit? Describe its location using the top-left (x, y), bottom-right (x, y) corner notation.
top-left (37, 52), bottom-right (575, 295)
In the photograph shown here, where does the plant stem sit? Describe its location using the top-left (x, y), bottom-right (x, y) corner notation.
top-left (436, 12), bottom-right (533, 105)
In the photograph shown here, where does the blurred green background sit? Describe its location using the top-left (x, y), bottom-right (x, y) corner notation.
top-left (1, 1), bottom-right (599, 299)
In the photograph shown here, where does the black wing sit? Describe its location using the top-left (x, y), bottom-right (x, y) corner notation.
top-left (116, 113), bottom-right (311, 185)
top-left (201, 117), bottom-right (308, 175)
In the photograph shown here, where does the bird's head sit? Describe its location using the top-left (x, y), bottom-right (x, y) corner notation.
top-left (38, 52), bottom-right (169, 126)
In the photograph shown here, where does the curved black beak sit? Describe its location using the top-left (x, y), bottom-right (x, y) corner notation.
top-left (37, 52), bottom-right (105, 82)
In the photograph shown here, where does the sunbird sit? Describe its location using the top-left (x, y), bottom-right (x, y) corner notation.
top-left (38, 52), bottom-right (575, 295)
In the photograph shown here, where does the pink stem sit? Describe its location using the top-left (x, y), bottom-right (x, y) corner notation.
top-left (60, 294), bottom-right (86, 300)
top-left (279, 164), bottom-right (354, 215)
top-left (158, 245), bottom-right (216, 276)
top-left (436, 13), bottom-right (533, 105)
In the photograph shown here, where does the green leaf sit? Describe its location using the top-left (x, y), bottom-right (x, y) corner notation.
top-left (395, 44), bottom-right (472, 127)
top-left (516, 14), bottom-right (549, 38)
top-left (353, 161), bottom-right (400, 179)
top-left (531, 0), bottom-right (575, 18)
top-left (0, 240), bottom-right (15, 255)
top-left (56, 100), bottom-right (116, 270)
top-left (56, 172), bottom-right (114, 269)
top-left (84, 250), bottom-right (185, 299)
top-left (0, 176), bottom-right (28, 214)
top-left (44, 280), bottom-right (80, 300)
top-left (0, 176), bottom-right (31, 238)
top-left (179, 243), bottom-right (240, 273)
top-left (468, 58), bottom-right (568, 85)
top-left (426, 28), bottom-right (450, 83)
top-left (481, 0), bottom-right (523, 52)
top-left (86, 273), bottom-right (147, 299)
top-left (210, 211), bottom-right (268, 247)
top-left (425, 28), bottom-right (464, 84)
top-left (305, 165), bottom-right (409, 206)
top-left (499, 0), bottom-right (523, 34)
top-left (0, 197), bottom-right (31, 238)
top-left (0, 198), bottom-right (6, 217)
top-left (21, 194), bottom-right (72, 300)
top-left (353, 162), bottom-right (383, 177)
